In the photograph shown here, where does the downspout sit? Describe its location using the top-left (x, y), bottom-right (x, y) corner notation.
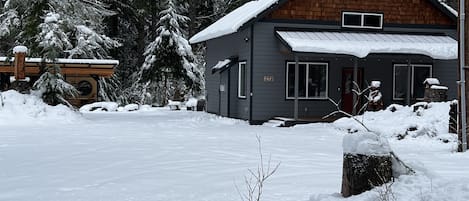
top-left (460, 0), bottom-right (467, 152)
top-left (249, 24), bottom-right (254, 123)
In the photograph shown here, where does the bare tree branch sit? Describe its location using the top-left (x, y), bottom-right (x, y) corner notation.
top-left (236, 135), bottom-right (281, 201)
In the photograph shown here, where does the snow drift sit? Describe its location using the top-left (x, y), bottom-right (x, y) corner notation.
top-left (0, 90), bottom-right (81, 125)
top-left (334, 102), bottom-right (452, 140)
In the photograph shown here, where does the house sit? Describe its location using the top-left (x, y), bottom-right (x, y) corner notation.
top-left (0, 46), bottom-right (119, 106)
top-left (190, 0), bottom-right (458, 124)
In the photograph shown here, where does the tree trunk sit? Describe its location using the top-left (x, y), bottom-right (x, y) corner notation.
top-left (341, 153), bottom-right (393, 197)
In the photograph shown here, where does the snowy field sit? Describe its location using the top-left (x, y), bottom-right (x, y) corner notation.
top-left (1, 91), bottom-right (469, 201)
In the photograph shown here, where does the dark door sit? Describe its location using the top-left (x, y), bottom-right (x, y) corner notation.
top-left (342, 68), bottom-right (363, 114)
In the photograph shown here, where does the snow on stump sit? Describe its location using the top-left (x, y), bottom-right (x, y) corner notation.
top-left (341, 131), bottom-right (393, 197)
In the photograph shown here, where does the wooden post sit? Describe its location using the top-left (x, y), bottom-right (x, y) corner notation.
top-left (14, 52), bottom-right (26, 80)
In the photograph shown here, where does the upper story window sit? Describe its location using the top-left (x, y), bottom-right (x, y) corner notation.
top-left (342, 12), bottom-right (383, 29)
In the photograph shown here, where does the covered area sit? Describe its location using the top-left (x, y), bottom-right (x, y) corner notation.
top-left (275, 30), bottom-right (458, 120)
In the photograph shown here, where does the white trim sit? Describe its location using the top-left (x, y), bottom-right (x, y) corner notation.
top-left (392, 64), bottom-right (432, 100)
top-left (285, 62), bottom-right (329, 100)
top-left (342, 12), bottom-right (383, 29)
top-left (238, 62), bottom-right (247, 98)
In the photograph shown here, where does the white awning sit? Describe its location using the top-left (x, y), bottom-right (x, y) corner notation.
top-left (276, 31), bottom-right (458, 60)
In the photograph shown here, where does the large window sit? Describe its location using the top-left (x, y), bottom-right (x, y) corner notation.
top-left (238, 62), bottom-right (247, 98)
top-left (286, 62), bottom-right (328, 99)
top-left (393, 64), bottom-right (432, 100)
top-left (342, 12), bottom-right (383, 29)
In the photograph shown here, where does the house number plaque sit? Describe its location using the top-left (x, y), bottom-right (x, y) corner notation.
top-left (263, 75), bottom-right (274, 82)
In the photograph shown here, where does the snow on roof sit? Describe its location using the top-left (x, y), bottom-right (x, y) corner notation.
top-left (438, 0), bottom-right (458, 17)
top-left (13, 46), bottom-right (28, 54)
top-left (424, 78), bottom-right (441, 85)
top-left (431, 85), bottom-right (448, 90)
top-left (189, 0), bottom-right (279, 44)
top-left (212, 59), bottom-right (231, 70)
top-left (0, 57), bottom-right (119, 65)
top-left (276, 31), bottom-right (458, 60)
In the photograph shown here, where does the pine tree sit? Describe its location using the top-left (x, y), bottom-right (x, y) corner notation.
top-left (141, 0), bottom-right (202, 105)
top-left (33, 12), bottom-right (78, 106)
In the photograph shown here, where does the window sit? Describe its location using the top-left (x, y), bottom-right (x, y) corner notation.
top-left (393, 64), bottom-right (432, 100)
top-left (286, 62), bottom-right (328, 99)
top-left (238, 62), bottom-right (247, 98)
top-left (342, 12), bottom-right (383, 29)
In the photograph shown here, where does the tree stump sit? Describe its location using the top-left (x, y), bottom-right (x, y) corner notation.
top-left (341, 154), bottom-right (392, 197)
top-left (341, 132), bottom-right (393, 197)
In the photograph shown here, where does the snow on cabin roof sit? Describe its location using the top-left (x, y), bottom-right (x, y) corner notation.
top-left (438, 0), bottom-right (458, 17)
top-left (0, 57), bottom-right (119, 65)
top-left (276, 31), bottom-right (458, 60)
top-left (189, 0), bottom-right (279, 44)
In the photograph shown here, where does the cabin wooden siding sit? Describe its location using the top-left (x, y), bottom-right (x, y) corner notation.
top-left (267, 0), bottom-right (454, 26)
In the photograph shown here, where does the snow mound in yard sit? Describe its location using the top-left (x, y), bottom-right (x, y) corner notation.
top-left (334, 102), bottom-right (451, 139)
top-left (0, 90), bottom-right (80, 124)
top-left (80, 102), bottom-right (157, 113)
top-left (80, 102), bottom-right (119, 112)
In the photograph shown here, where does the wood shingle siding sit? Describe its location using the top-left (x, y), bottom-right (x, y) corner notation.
top-left (267, 0), bottom-right (454, 26)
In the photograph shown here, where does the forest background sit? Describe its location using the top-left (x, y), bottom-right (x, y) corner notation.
top-left (0, 0), bottom-right (250, 106)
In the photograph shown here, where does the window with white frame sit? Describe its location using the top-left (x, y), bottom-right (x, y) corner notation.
top-left (286, 62), bottom-right (328, 99)
top-left (238, 62), bottom-right (247, 98)
top-left (342, 12), bottom-right (383, 29)
top-left (393, 64), bottom-right (432, 100)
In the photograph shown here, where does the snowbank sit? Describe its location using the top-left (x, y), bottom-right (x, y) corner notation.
top-left (334, 102), bottom-right (451, 139)
top-left (80, 102), bottom-right (160, 113)
top-left (0, 90), bottom-right (80, 124)
top-left (80, 102), bottom-right (119, 112)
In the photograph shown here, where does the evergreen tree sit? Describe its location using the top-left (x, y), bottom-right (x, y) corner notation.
top-left (141, 0), bottom-right (202, 105)
top-left (33, 12), bottom-right (78, 106)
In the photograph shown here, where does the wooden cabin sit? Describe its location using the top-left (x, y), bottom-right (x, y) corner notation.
top-left (0, 48), bottom-right (119, 106)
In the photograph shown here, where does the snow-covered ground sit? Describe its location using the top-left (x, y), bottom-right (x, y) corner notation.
top-left (1, 91), bottom-right (469, 201)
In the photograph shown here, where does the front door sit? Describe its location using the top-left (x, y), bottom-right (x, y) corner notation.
top-left (342, 68), bottom-right (363, 114)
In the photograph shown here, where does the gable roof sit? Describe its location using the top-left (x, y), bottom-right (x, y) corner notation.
top-left (189, 0), bottom-right (280, 44)
top-left (189, 0), bottom-right (457, 44)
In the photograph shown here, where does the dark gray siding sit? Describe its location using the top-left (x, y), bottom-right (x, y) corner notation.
top-left (250, 21), bottom-right (457, 121)
top-left (205, 27), bottom-right (252, 119)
